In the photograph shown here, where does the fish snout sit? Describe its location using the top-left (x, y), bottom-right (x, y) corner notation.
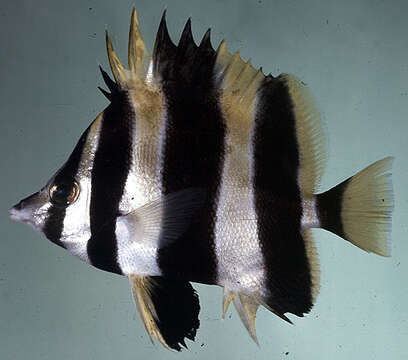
top-left (11, 200), bottom-right (24, 211)
top-left (9, 203), bottom-right (27, 222)
top-left (9, 192), bottom-right (41, 223)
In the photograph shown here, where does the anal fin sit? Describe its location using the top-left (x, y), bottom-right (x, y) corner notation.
top-left (129, 275), bottom-right (200, 351)
top-left (223, 289), bottom-right (294, 345)
top-left (222, 290), bottom-right (260, 345)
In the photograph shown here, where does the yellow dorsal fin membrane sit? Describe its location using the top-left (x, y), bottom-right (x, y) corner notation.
top-left (280, 74), bottom-right (327, 195)
top-left (129, 275), bottom-right (200, 351)
top-left (128, 9), bottom-right (150, 78)
top-left (215, 41), bottom-right (265, 114)
top-left (106, 31), bottom-right (128, 87)
top-left (102, 8), bottom-right (264, 107)
top-left (104, 8), bottom-right (153, 90)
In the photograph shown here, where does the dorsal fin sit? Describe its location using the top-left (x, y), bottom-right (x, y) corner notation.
top-left (101, 8), bottom-right (261, 113)
top-left (99, 65), bottom-right (119, 93)
top-left (102, 8), bottom-right (153, 91)
top-left (152, 10), bottom-right (177, 78)
top-left (105, 30), bottom-right (128, 87)
top-left (280, 73), bottom-right (326, 194)
top-left (152, 12), bottom-right (216, 84)
top-left (98, 65), bottom-right (120, 100)
top-left (128, 8), bottom-right (150, 78)
top-left (97, 85), bottom-right (113, 101)
top-left (178, 18), bottom-right (197, 51)
top-left (215, 41), bottom-right (265, 113)
top-left (199, 28), bottom-right (213, 51)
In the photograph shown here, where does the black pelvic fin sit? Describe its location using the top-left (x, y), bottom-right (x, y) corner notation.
top-left (129, 276), bottom-right (200, 351)
top-left (151, 277), bottom-right (200, 350)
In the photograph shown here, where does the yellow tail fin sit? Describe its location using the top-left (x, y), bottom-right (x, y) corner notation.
top-left (317, 157), bottom-right (394, 256)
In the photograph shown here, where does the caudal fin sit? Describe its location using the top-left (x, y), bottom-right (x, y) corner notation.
top-left (316, 157), bottom-right (394, 256)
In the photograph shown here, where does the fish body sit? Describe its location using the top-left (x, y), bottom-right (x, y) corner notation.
top-left (10, 10), bottom-right (394, 351)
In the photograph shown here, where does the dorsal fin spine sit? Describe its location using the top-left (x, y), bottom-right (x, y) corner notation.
top-left (215, 39), bottom-right (265, 111)
top-left (179, 18), bottom-right (195, 48)
top-left (102, 8), bottom-right (264, 110)
top-left (199, 28), bottom-right (212, 50)
top-left (153, 10), bottom-right (176, 72)
top-left (128, 8), bottom-right (149, 77)
top-left (103, 8), bottom-right (153, 92)
top-left (99, 65), bottom-right (117, 91)
top-left (214, 40), bottom-right (230, 82)
top-left (238, 68), bottom-right (264, 105)
top-left (98, 86), bottom-right (113, 101)
top-left (246, 69), bottom-right (265, 100)
top-left (226, 52), bottom-right (245, 83)
top-left (234, 60), bottom-right (256, 103)
top-left (106, 30), bottom-right (127, 86)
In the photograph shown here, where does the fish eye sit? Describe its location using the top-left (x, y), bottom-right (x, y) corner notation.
top-left (49, 181), bottom-right (80, 206)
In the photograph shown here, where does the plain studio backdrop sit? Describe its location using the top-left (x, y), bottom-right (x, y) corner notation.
top-left (0, 1), bottom-right (407, 359)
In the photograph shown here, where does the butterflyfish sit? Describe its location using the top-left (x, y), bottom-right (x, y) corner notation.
top-left (9, 9), bottom-right (394, 351)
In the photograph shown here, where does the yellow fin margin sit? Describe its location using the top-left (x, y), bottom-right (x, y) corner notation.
top-left (128, 9), bottom-right (150, 77)
top-left (281, 74), bottom-right (324, 305)
top-left (106, 9), bottom-right (153, 88)
top-left (215, 41), bottom-right (265, 114)
top-left (215, 40), bottom-right (264, 166)
top-left (281, 74), bottom-right (327, 195)
top-left (303, 228), bottom-right (321, 303)
top-left (128, 275), bottom-right (171, 350)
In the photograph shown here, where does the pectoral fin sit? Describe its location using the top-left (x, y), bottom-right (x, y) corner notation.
top-left (129, 275), bottom-right (200, 351)
top-left (118, 188), bottom-right (206, 248)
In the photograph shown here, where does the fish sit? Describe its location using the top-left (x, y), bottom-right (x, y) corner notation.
top-left (9, 9), bottom-right (394, 351)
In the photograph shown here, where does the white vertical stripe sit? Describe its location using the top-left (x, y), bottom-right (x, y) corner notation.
top-left (214, 105), bottom-right (265, 295)
top-left (61, 114), bottom-right (103, 262)
top-left (116, 90), bottom-right (163, 276)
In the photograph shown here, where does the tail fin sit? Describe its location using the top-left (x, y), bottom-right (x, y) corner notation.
top-left (316, 157), bottom-right (394, 256)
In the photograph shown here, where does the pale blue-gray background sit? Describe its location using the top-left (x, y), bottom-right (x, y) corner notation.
top-left (1, 0), bottom-right (407, 359)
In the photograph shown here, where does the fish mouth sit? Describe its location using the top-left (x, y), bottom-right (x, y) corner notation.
top-left (9, 206), bottom-right (22, 222)
top-left (9, 205), bottom-right (36, 228)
